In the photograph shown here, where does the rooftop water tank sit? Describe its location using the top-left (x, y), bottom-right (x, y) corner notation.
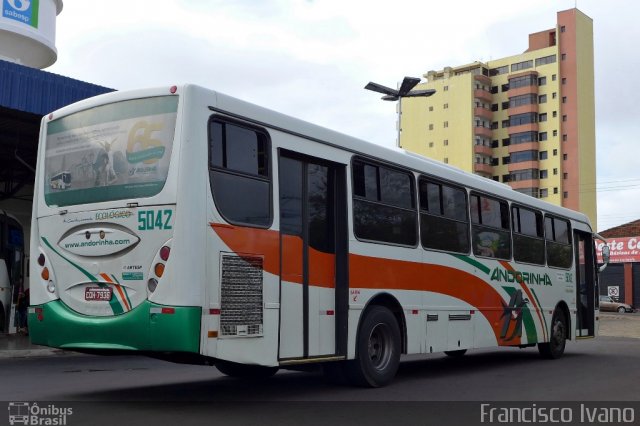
top-left (0, 0), bottom-right (63, 69)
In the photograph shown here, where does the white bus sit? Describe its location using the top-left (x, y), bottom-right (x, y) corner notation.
top-left (29, 85), bottom-right (607, 386)
top-left (49, 171), bottom-right (72, 190)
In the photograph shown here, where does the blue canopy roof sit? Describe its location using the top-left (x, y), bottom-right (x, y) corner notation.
top-left (0, 59), bottom-right (114, 116)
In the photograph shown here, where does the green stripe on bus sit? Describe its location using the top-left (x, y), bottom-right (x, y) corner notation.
top-left (111, 274), bottom-right (133, 311)
top-left (503, 286), bottom-right (538, 344)
top-left (44, 181), bottom-right (166, 207)
top-left (528, 287), bottom-right (548, 340)
top-left (453, 254), bottom-right (490, 275)
top-left (41, 237), bottom-right (124, 315)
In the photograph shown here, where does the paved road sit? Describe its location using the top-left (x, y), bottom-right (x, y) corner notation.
top-left (2, 338), bottom-right (640, 413)
top-left (2, 318), bottom-right (639, 425)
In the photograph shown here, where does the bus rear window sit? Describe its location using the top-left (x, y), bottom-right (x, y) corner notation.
top-left (44, 96), bottom-right (179, 207)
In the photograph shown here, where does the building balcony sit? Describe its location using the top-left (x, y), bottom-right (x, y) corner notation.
top-left (474, 74), bottom-right (492, 85)
top-left (474, 144), bottom-right (493, 156)
top-left (508, 160), bottom-right (539, 172)
top-left (474, 89), bottom-right (492, 102)
top-left (474, 163), bottom-right (494, 174)
top-left (474, 106), bottom-right (492, 120)
top-left (508, 141), bottom-right (539, 154)
top-left (508, 70), bottom-right (539, 80)
top-left (508, 123), bottom-right (539, 134)
top-left (508, 85), bottom-right (538, 97)
top-left (508, 104), bottom-right (538, 116)
top-left (474, 126), bottom-right (493, 138)
top-left (508, 180), bottom-right (539, 190)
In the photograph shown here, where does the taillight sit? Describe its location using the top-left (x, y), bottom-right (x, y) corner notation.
top-left (148, 243), bottom-right (171, 294)
top-left (160, 246), bottom-right (171, 261)
top-left (38, 251), bottom-right (56, 295)
top-left (154, 263), bottom-right (165, 277)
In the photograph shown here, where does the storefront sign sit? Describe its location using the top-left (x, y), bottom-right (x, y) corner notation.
top-left (596, 236), bottom-right (640, 263)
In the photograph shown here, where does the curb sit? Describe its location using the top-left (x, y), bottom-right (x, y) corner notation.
top-left (0, 348), bottom-right (70, 359)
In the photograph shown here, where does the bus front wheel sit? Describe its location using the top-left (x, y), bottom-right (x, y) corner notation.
top-left (538, 309), bottom-right (567, 359)
top-left (346, 306), bottom-right (401, 387)
top-left (215, 360), bottom-right (278, 379)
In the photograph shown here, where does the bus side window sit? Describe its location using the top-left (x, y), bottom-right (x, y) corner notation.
top-left (470, 193), bottom-right (511, 260)
top-left (352, 159), bottom-right (417, 246)
top-left (512, 205), bottom-right (545, 265)
top-left (208, 119), bottom-right (272, 228)
top-left (545, 215), bottom-right (572, 268)
top-left (418, 177), bottom-right (470, 254)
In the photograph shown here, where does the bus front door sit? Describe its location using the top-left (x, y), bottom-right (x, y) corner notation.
top-left (278, 151), bottom-right (348, 360)
top-left (575, 230), bottom-right (596, 338)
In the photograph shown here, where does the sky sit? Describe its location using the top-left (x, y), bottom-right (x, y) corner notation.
top-left (46, 0), bottom-right (640, 232)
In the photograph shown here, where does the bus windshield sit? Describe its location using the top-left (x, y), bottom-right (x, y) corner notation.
top-left (44, 95), bottom-right (179, 207)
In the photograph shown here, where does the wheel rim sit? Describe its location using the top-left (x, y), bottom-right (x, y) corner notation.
top-left (367, 322), bottom-right (393, 371)
top-left (618, 307), bottom-right (625, 313)
top-left (551, 317), bottom-right (566, 350)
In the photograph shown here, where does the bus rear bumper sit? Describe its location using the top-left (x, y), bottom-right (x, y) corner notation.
top-left (28, 300), bottom-right (201, 354)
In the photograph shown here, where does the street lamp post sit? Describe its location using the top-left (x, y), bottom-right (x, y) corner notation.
top-left (364, 77), bottom-right (436, 147)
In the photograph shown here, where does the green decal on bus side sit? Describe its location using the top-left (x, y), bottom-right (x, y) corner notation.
top-left (122, 272), bottom-right (143, 281)
top-left (453, 254), bottom-right (491, 275)
top-left (503, 286), bottom-right (538, 344)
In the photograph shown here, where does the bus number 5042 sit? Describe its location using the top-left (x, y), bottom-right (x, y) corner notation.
top-left (137, 210), bottom-right (172, 231)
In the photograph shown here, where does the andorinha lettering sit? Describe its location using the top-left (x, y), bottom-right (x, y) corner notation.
top-left (490, 267), bottom-right (552, 286)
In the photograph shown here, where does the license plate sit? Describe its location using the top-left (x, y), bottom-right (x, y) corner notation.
top-left (84, 287), bottom-right (113, 301)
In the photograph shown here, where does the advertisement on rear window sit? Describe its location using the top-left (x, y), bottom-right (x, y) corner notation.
top-left (44, 96), bottom-right (178, 207)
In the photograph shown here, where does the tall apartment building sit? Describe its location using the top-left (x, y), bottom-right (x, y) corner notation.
top-left (399, 8), bottom-right (596, 225)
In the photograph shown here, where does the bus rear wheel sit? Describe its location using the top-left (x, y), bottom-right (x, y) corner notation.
top-left (215, 360), bottom-right (278, 379)
top-left (346, 306), bottom-right (401, 387)
top-left (538, 309), bottom-right (567, 359)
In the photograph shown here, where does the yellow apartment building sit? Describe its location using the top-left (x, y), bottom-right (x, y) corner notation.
top-left (399, 8), bottom-right (596, 225)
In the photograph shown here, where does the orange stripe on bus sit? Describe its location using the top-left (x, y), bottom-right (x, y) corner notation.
top-left (212, 223), bottom-right (520, 346)
top-left (100, 273), bottom-right (130, 312)
top-left (350, 254), bottom-right (521, 346)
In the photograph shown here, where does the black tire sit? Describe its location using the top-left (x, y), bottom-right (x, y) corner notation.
top-left (215, 360), bottom-right (278, 379)
top-left (538, 309), bottom-right (567, 359)
top-left (617, 306), bottom-right (626, 314)
top-left (346, 306), bottom-right (401, 387)
top-left (444, 349), bottom-right (467, 357)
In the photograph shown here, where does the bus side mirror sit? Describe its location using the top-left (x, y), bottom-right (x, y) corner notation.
top-left (599, 245), bottom-right (610, 273)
